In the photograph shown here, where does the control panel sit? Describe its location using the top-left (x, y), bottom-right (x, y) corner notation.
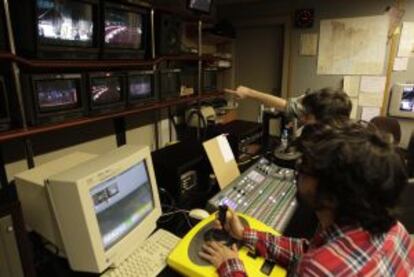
top-left (207, 158), bottom-right (297, 232)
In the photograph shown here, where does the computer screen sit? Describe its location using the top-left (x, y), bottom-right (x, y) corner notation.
top-left (91, 76), bottom-right (122, 105)
top-left (91, 161), bottom-right (154, 250)
top-left (389, 84), bottom-right (414, 119)
top-left (160, 70), bottom-right (181, 98)
top-left (129, 75), bottom-right (152, 99)
top-left (35, 79), bottom-right (80, 111)
top-left (104, 8), bottom-right (143, 49)
top-left (400, 86), bottom-right (414, 112)
top-left (45, 145), bottom-right (162, 273)
top-left (188, 0), bottom-right (213, 13)
top-left (37, 0), bottom-right (94, 46)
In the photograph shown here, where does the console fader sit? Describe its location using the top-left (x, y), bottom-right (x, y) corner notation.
top-left (207, 158), bottom-right (297, 232)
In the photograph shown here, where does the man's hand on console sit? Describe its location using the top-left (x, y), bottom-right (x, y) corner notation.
top-left (199, 241), bottom-right (239, 268)
top-left (213, 208), bottom-right (245, 240)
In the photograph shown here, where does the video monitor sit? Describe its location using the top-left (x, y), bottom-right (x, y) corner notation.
top-left (129, 75), bottom-right (152, 99)
top-left (35, 79), bottom-right (81, 112)
top-left (36, 0), bottom-right (94, 47)
top-left (187, 0), bottom-right (213, 13)
top-left (400, 86), bottom-right (414, 112)
top-left (104, 8), bottom-right (143, 49)
top-left (90, 161), bottom-right (154, 250)
top-left (91, 76), bottom-right (122, 105)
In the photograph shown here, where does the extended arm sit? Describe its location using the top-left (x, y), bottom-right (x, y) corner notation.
top-left (225, 86), bottom-right (287, 111)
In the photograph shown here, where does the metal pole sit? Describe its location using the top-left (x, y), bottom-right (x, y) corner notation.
top-left (151, 8), bottom-right (160, 149)
top-left (3, 0), bottom-right (27, 129)
top-left (197, 19), bottom-right (203, 140)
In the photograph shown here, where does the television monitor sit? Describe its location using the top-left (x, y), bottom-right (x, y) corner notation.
top-left (0, 77), bottom-right (10, 131)
top-left (21, 73), bottom-right (86, 125)
top-left (18, 145), bottom-right (162, 273)
top-left (101, 1), bottom-right (149, 59)
top-left (10, 0), bottom-right (99, 59)
top-left (0, 4), bottom-right (9, 51)
top-left (127, 70), bottom-right (159, 106)
top-left (203, 68), bottom-right (217, 93)
top-left (388, 83), bottom-right (414, 119)
top-left (187, 0), bottom-right (213, 14)
top-left (87, 72), bottom-right (126, 115)
top-left (159, 69), bottom-right (181, 99)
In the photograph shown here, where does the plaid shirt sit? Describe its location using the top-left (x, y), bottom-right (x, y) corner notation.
top-left (217, 221), bottom-right (414, 277)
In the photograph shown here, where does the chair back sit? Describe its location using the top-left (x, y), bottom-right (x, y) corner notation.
top-left (369, 116), bottom-right (401, 145)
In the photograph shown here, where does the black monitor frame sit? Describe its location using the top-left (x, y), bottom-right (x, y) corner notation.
top-left (21, 73), bottom-right (87, 126)
top-left (127, 70), bottom-right (159, 106)
top-left (0, 76), bottom-right (10, 131)
top-left (101, 1), bottom-right (150, 59)
top-left (87, 71), bottom-right (126, 115)
top-left (159, 69), bottom-right (181, 100)
top-left (187, 0), bottom-right (213, 14)
top-left (11, 0), bottom-right (100, 59)
top-left (0, 4), bottom-right (9, 52)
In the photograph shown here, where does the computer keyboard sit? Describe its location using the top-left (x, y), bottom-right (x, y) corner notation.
top-left (101, 229), bottom-right (181, 277)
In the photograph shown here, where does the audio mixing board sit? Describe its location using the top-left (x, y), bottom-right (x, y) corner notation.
top-left (207, 158), bottom-right (297, 232)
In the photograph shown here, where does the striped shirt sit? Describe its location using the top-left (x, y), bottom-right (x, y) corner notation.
top-left (217, 222), bottom-right (414, 277)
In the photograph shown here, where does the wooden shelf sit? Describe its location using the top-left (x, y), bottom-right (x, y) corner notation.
top-left (0, 92), bottom-right (224, 143)
top-left (0, 52), bottom-right (228, 69)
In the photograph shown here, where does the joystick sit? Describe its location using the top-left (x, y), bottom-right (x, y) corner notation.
top-left (203, 205), bottom-right (236, 246)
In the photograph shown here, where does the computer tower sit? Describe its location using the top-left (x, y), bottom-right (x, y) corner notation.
top-left (0, 188), bottom-right (36, 277)
top-left (151, 141), bottom-right (215, 209)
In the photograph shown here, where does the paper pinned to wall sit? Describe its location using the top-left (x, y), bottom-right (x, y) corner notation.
top-left (393, 57), bottom-right (409, 71)
top-left (360, 107), bottom-right (381, 122)
top-left (318, 15), bottom-right (388, 75)
top-left (343, 76), bottom-right (361, 97)
top-left (358, 93), bottom-right (384, 107)
top-left (350, 98), bottom-right (359, 119)
top-left (397, 22), bottom-right (414, 57)
top-left (300, 33), bottom-right (318, 56)
top-left (359, 76), bottom-right (386, 94)
top-left (217, 135), bottom-right (235, 163)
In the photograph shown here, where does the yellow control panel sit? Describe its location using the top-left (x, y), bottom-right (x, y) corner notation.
top-left (167, 213), bottom-right (286, 277)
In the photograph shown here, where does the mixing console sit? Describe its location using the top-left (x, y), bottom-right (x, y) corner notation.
top-left (207, 158), bottom-right (297, 232)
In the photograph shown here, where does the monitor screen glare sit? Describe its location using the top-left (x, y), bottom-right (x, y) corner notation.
top-left (189, 0), bottom-right (212, 13)
top-left (400, 86), bottom-right (414, 112)
top-left (90, 161), bottom-right (154, 250)
top-left (36, 79), bottom-right (78, 109)
top-left (91, 77), bottom-right (121, 105)
top-left (130, 75), bottom-right (151, 98)
top-left (37, 0), bottom-right (94, 46)
top-left (105, 9), bottom-right (142, 49)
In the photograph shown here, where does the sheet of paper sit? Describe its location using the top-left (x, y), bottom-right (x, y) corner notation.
top-left (300, 33), bottom-right (318, 56)
top-left (393, 57), bottom-right (409, 71)
top-left (217, 135), bottom-right (234, 163)
top-left (358, 93), bottom-right (384, 107)
top-left (343, 76), bottom-right (361, 97)
top-left (361, 107), bottom-right (381, 122)
top-left (359, 76), bottom-right (386, 94)
top-left (350, 98), bottom-right (359, 119)
top-left (398, 22), bottom-right (414, 57)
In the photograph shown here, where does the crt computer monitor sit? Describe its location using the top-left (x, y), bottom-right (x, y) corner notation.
top-left (21, 73), bottom-right (86, 125)
top-left (388, 83), bottom-right (414, 119)
top-left (11, 0), bottom-right (99, 59)
top-left (88, 72), bottom-right (126, 115)
top-left (127, 70), bottom-right (159, 106)
top-left (46, 145), bottom-right (162, 273)
top-left (102, 1), bottom-right (149, 59)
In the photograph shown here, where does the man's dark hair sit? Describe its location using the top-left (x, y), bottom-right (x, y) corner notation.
top-left (301, 88), bottom-right (352, 123)
top-left (296, 121), bottom-right (407, 234)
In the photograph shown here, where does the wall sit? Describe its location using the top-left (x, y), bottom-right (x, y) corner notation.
top-left (219, 0), bottom-right (414, 147)
top-left (3, 113), bottom-right (158, 183)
